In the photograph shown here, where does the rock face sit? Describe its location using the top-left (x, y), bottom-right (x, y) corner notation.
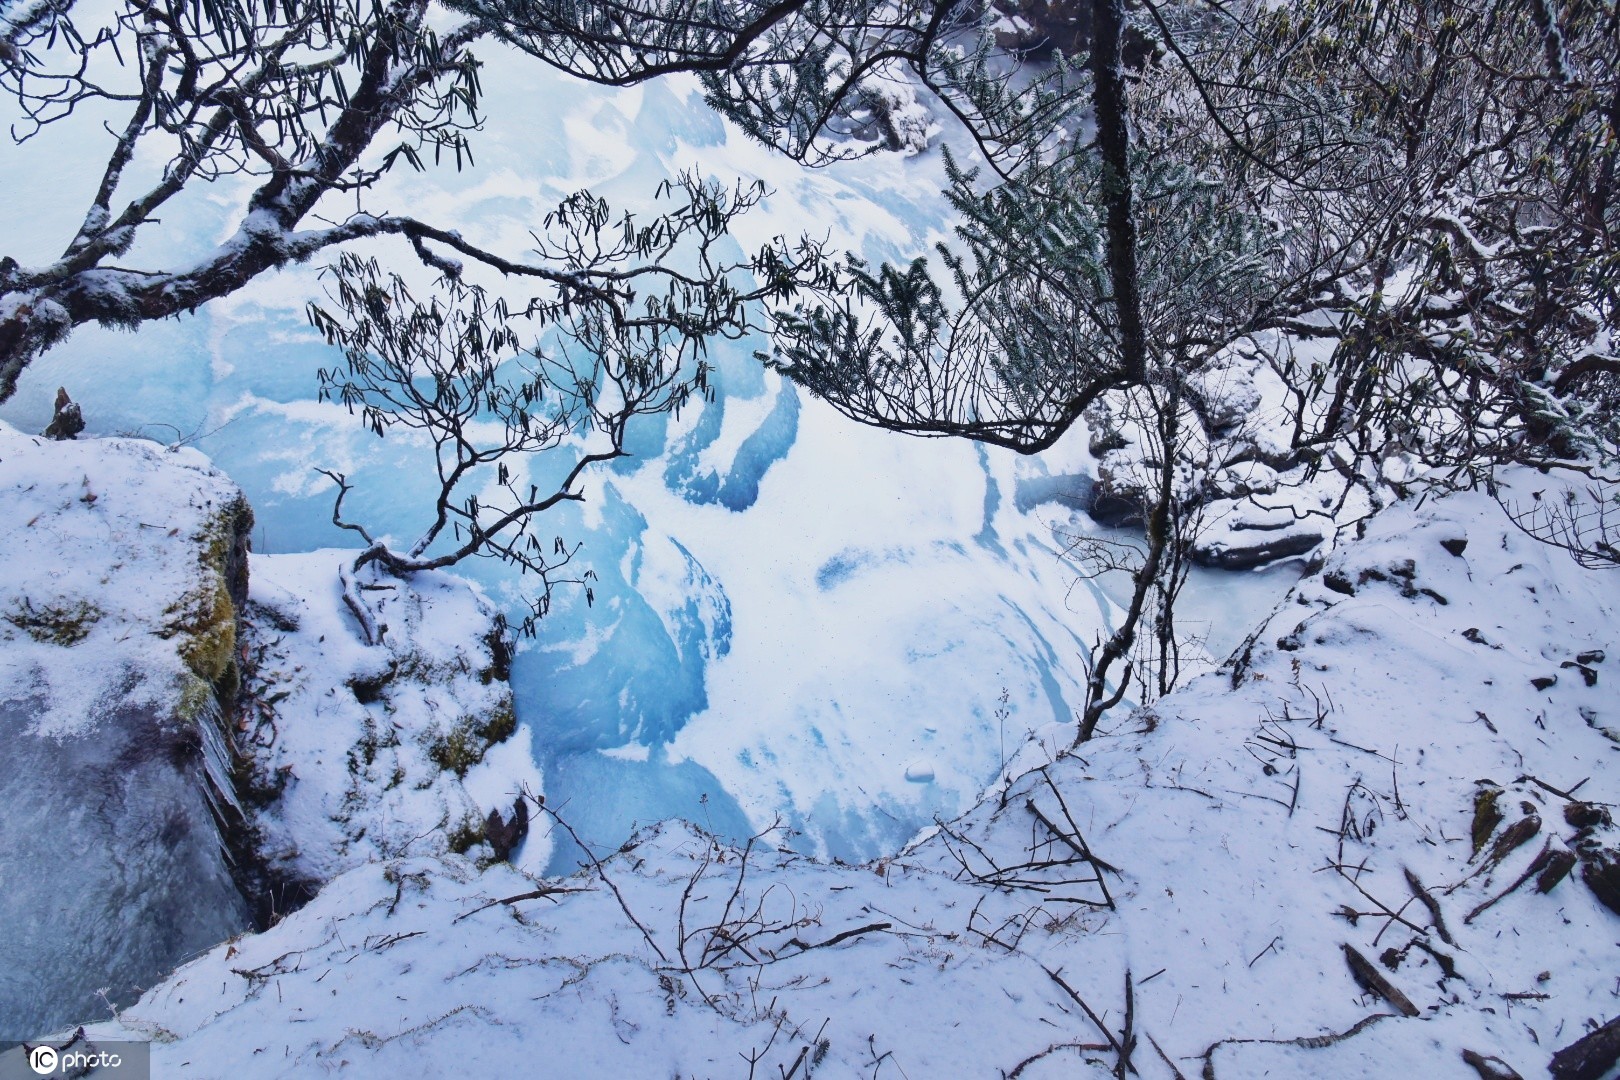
top-left (0, 698), bottom-right (251, 1037)
top-left (1191, 516), bottom-right (1325, 570)
top-left (0, 421), bottom-right (255, 1040)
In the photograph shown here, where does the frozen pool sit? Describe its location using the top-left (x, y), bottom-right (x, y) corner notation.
top-left (0, 49), bottom-right (1301, 875)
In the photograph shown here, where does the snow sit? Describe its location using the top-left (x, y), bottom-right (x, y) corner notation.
top-left (13, 468), bottom-right (1611, 1079)
top-left (0, 419), bottom-right (238, 738)
top-left (238, 549), bottom-right (549, 886)
top-left (5, 21), bottom-right (1618, 1078)
top-left (0, 416), bottom-right (546, 1041)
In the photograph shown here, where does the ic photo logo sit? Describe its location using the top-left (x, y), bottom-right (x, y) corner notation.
top-left (11, 1039), bottom-right (145, 1078)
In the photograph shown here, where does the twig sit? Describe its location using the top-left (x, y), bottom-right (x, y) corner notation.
top-left (1044, 966), bottom-right (1122, 1054)
top-left (1146, 1032), bottom-right (1189, 1080)
top-left (1040, 770), bottom-right (1125, 874)
top-left (784, 922), bottom-right (892, 953)
top-left (452, 886), bottom-right (588, 924)
top-left (1335, 865), bottom-right (1429, 939)
top-left (1403, 867), bottom-right (1454, 944)
top-left (1025, 799), bottom-right (1119, 911)
top-left (538, 801), bottom-right (668, 963)
top-left (1464, 841), bottom-right (1565, 924)
top-left (1328, 736), bottom-right (1398, 761)
top-left (1116, 969), bottom-right (1136, 1080)
top-left (1199, 1012), bottom-right (1394, 1074)
top-left (1391, 744), bottom-right (1406, 818)
top-left (780, 1043), bottom-right (810, 1079)
top-left (1005, 1041), bottom-right (1111, 1079)
top-left (1520, 774), bottom-right (1589, 801)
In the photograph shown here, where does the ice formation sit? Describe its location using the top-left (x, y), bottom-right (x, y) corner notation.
top-left (0, 53), bottom-right (1298, 880)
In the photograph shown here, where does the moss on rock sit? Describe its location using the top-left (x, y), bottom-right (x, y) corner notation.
top-left (163, 492), bottom-right (253, 706)
top-left (3, 598), bottom-right (103, 645)
top-left (446, 815), bottom-right (487, 855)
top-left (424, 700), bottom-right (517, 778)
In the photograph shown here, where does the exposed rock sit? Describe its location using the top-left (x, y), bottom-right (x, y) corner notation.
top-left (1572, 824), bottom-right (1620, 917)
top-left (0, 421), bottom-right (256, 1037)
top-left (1478, 808), bottom-right (1541, 872)
top-left (1193, 521), bottom-right (1323, 571)
top-left (1565, 802), bottom-right (1612, 830)
top-left (1535, 846), bottom-right (1578, 893)
top-left (0, 418), bottom-right (543, 1037)
top-left (41, 386), bottom-right (84, 440)
top-left (485, 798), bottom-right (530, 863)
top-left (1472, 785), bottom-right (1505, 856)
top-left (1087, 490), bottom-right (1145, 529)
top-left (1561, 660), bottom-right (1598, 686)
top-left (1085, 457), bottom-right (1146, 527)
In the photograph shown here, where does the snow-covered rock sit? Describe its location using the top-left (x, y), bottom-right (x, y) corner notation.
top-left (0, 418), bottom-right (255, 1037)
top-left (1192, 500), bottom-right (1330, 570)
top-left (238, 550), bottom-right (549, 892)
top-left (0, 419), bottom-right (545, 1044)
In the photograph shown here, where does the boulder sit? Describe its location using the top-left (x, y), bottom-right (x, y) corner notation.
top-left (0, 421), bottom-right (256, 1038)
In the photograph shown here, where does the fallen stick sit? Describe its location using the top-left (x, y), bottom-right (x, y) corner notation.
top-left (784, 921), bottom-right (891, 953)
top-left (452, 885), bottom-right (588, 923)
top-left (1343, 943), bottom-right (1420, 1017)
top-left (1199, 1012), bottom-right (1393, 1074)
top-left (1145, 1031), bottom-right (1189, 1080)
top-left (1403, 867), bottom-right (1454, 944)
top-left (1464, 842), bottom-right (1571, 924)
top-left (1044, 966), bottom-right (1122, 1054)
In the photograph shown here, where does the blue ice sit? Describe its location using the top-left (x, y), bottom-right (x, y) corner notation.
top-left (541, 745), bottom-right (755, 873)
top-left (510, 485), bottom-right (733, 753)
top-left (0, 54), bottom-right (1302, 886)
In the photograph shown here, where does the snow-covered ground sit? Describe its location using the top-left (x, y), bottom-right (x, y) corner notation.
top-left (13, 468), bottom-right (1613, 1078)
top-left (5, 25), bottom-right (1618, 1080)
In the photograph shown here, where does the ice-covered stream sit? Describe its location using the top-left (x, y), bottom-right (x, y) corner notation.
top-left (0, 51), bottom-right (1301, 875)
